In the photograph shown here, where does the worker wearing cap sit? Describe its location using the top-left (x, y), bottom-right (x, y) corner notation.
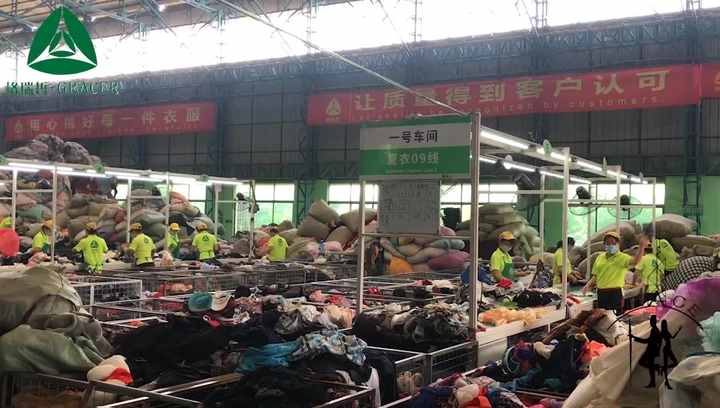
top-left (192, 222), bottom-right (218, 262)
top-left (0, 217), bottom-right (12, 230)
top-left (267, 227), bottom-right (288, 262)
top-left (553, 237), bottom-right (575, 286)
top-left (640, 228), bottom-right (679, 278)
top-left (490, 231), bottom-right (518, 282)
top-left (583, 231), bottom-right (645, 313)
top-left (166, 223), bottom-right (181, 259)
top-left (32, 220), bottom-right (53, 255)
top-left (128, 223), bottom-right (155, 267)
top-left (73, 223), bottom-right (108, 274)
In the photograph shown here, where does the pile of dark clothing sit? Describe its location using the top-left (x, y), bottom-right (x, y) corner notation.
top-left (543, 308), bottom-right (628, 346)
top-left (203, 367), bottom-right (360, 408)
top-left (512, 290), bottom-right (561, 308)
top-left (408, 370), bottom-right (564, 408)
top-left (353, 303), bottom-right (470, 352)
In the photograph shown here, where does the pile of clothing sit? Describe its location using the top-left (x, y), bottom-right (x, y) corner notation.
top-left (203, 367), bottom-right (363, 408)
top-left (353, 302), bottom-right (470, 352)
top-left (0, 134), bottom-right (231, 254)
top-left (409, 370), bottom-right (563, 408)
top-left (0, 266), bottom-right (113, 374)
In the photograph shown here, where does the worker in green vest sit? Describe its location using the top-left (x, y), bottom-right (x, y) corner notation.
top-left (641, 227), bottom-right (679, 277)
top-left (73, 223), bottom-right (109, 274)
top-left (166, 223), bottom-right (181, 259)
top-left (490, 231), bottom-right (517, 282)
top-left (583, 231), bottom-right (645, 313)
top-left (192, 222), bottom-right (219, 264)
top-left (32, 220), bottom-right (53, 255)
top-left (128, 223), bottom-right (155, 267)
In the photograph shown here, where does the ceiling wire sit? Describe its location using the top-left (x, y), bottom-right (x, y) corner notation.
top-left (372, 0), bottom-right (414, 57)
top-left (215, 0), bottom-right (466, 116)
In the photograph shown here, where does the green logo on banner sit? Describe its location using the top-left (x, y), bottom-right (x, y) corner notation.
top-left (27, 6), bottom-right (97, 75)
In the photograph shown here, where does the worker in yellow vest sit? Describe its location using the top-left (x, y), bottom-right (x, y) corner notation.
top-left (32, 220), bottom-right (53, 255)
top-left (192, 223), bottom-right (219, 264)
top-left (128, 223), bottom-right (155, 267)
top-left (73, 223), bottom-right (109, 274)
top-left (583, 231), bottom-right (645, 313)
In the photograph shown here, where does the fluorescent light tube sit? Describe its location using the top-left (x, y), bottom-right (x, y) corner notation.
top-left (480, 129), bottom-right (530, 150)
top-left (630, 176), bottom-right (642, 183)
top-left (535, 147), bottom-right (565, 161)
top-left (570, 176), bottom-right (591, 184)
top-left (170, 176), bottom-right (198, 184)
top-left (7, 162), bottom-right (74, 172)
top-left (479, 156), bottom-right (497, 164)
top-left (503, 162), bottom-right (535, 173)
top-left (576, 160), bottom-right (602, 172)
top-left (211, 180), bottom-right (247, 186)
top-left (539, 170), bottom-right (564, 180)
top-left (606, 170), bottom-right (627, 179)
top-left (58, 171), bottom-right (107, 179)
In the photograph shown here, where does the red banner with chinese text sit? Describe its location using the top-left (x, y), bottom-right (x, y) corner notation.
top-left (307, 64), bottom-right (705, 125)
top-left (4, 101), bottom-right (217, 141)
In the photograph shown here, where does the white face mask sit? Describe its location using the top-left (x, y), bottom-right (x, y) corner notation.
top-left (500, 243), bottom-right (513, 252)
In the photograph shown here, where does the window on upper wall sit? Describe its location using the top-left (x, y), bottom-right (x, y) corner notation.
top-left (567, 183), bottom-right (666, 246)
top-left (327, 183), bottom-right (379, 214)
top-left (254, 183), bottom-right (295, 227)
top-left (441, 183), bottom-right (518, 221)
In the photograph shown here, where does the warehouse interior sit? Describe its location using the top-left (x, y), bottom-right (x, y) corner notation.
top-left (1, 1), bottom-right (720, 407)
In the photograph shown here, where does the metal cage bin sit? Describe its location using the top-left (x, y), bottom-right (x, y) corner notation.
top-left (68, 276), bottom-right (143, 305)
top-left (426, 341), bottom-right (478, 382)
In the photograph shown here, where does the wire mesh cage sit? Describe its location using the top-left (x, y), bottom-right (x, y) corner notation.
top-left (426, 341), bottom-right (478, 382)
top-left (0, 373), bottom-right (375, 408)
top-left (366, 346), bottom-right (427, 402)
top-left (68, 276), bottom-right (143, 305)
top-left (109, 272), bottom-right (208, 296)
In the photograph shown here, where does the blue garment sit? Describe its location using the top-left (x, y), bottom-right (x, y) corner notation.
top-left (290, 330), bottom-right (367, 366)
top-left (238, 340), bottom-right (299, 373)
top-left (462, 264), bottom-right (495, 285)
top-left (409, 386), bottom-right (453, 408)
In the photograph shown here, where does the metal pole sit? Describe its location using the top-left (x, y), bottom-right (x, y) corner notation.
top-left (586, 197), bottom-right (592, 280)
top-left (539, 174), bottom-right (545, 254)
top-left (51, 167), bottom-right (57, 263)
top-left (469, 112), bottom-right (481, 331)
top-left (214, 185), bottom-right (220, 236)
top-left (126, 179), bottom-right (133, 245)
top-left (11, 170), bottom-right (17, 230)
top-left (164, 174), bottom-right (170, 251)
top-left (356, 180), bottom-right (367, 314)
top-left (615, 167), bottom-right (621, 234)
top-left (249, 180), bottom-right (255, 260)
top-left (561, 148), bottom-right (570, 306)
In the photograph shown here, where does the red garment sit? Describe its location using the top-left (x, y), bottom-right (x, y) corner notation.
top-left (106, 368), bottom-right (133, 385)
top-left (581, 340), bottom-right (608, 363)
top-left (465, 395), bottom-right (492, 408)
top-left (0, 229), bottom-right (20, 257)
top-left (498, 278), bottom-right (513, 289)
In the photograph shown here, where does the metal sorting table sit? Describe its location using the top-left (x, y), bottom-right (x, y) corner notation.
top-left (0, 372), bottom-right (374, 408)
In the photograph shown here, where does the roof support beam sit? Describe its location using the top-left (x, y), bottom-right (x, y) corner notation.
top-left (0, 10), bottom-right (37, 31)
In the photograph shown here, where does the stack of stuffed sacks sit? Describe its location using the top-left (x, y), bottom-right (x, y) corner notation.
top-left (0, 134), bottom-right (227, 252)
top-left (271, 200), bottom-right (469, 273)
top-left (455, 203), bottom-right (542, 259)
top-left (0, 134), bottom-right (100, 251)
top-left (255, 200), bottom-right (377, 260)
top-left (379, 226), bottom-right (468, 274)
